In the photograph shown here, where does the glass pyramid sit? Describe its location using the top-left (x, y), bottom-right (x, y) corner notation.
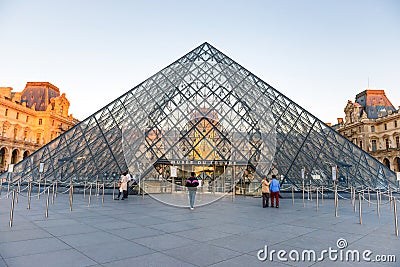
top-left (3, 42), bottom-right (397, 205)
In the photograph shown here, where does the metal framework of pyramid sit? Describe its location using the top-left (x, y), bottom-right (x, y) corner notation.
top-left (4, 42), bottom-right (397, 191)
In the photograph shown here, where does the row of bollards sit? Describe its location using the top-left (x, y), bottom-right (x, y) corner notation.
top-left (292, 183), bottom-right (398, 236)
top-left (3, 179), bottom-right (398, 236)
top-left (6, 180), bottom-right (109, 227)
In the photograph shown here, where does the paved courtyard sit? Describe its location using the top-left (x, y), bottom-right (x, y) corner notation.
top-left (0, 191), bottom-right (399, 267)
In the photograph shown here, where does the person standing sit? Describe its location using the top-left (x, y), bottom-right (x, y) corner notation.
top-left (270, 175), bottom-right (280, 208)
top-left (125, 171), bottom-right (132, 198)
top-left (185, 172), bottom-right (199, 210)
top-left (261, 176), bottom-right (270, 208)
top-left (115, 172), bottom-right (128, 200)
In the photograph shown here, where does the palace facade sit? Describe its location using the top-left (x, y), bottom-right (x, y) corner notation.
top-left (335, 89), bottom-right (400, 172)
top-left (0, 82), bottom-right (79, 172)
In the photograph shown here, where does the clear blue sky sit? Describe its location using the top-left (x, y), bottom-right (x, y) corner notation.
top-left (1, 0), bottom-right (399, 124)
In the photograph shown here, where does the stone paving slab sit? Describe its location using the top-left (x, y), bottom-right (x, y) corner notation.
top-left (0, 192), bottom-right (399, 266)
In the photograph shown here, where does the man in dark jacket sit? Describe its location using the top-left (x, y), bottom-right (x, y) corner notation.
top-left (185, 172), bottom-right (199, 210)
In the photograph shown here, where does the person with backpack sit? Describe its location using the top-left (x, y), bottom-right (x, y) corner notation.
top-left (185, 172), bottom-right (199, 210)
top-left (270, 175), bottom-right (280, 208)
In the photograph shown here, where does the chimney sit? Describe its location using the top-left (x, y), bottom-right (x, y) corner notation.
top-left (337, 118), bottom-right (343, 124)
top-left (326, 122), bottom-right (332, 127)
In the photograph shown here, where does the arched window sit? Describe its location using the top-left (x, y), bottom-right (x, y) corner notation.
top-left (23, 151), bottom-right (30, 159)
top-left (394, 157), bottom-right (400, 172)
top-left (0, 147), bottom-right (5, 166)
top-left (11, 149), bottom-right (19, 164)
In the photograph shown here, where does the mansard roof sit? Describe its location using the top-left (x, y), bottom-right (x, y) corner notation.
top-left (355, 89), bottom-right (396, 119)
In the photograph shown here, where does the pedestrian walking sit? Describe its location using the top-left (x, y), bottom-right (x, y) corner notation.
top-left (185, 172), bottom-right (199, 210)
top-left (261, 176), bottom-right (270, 208)
top-left (270, 175), bottom-right (280, 208)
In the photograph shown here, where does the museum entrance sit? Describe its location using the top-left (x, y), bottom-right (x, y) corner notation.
top-left (149, 160), bottom-right (258, 196)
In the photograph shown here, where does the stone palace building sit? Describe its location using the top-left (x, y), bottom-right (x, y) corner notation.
top-left (0, 82), bottom-right (78, 172)
top-left (335, 89), bottom-right (400, 172)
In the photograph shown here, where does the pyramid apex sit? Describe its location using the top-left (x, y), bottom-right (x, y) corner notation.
top-left (200, 41), bottom-right (215, 48)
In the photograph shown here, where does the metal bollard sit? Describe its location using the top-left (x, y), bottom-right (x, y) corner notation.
top-left (351, 187), bottom-right (354, 208)
top-left (55, 181), bottom-right (58, 198)
top-left (350, 186), bottom-right (352, 206)
top-left (84, 181), bottom-right (86, 199)
top-left (389, 189), bottom-right (393, 210)
top-left (52, 184), bottom-right (55, 204)
top-left (9, 190), bottom-right (16, 227)
top-left (310, 184), bottom-right (312, 201)
top-left (113, 182), bottom-right (115, 200)
top-left (16, 179), bottom-right (20, 204)
top-left (334, 182), bottom-right (338, 217)
top-left (88, 183), bottom-right (92, 207)
top-left (7, 174), bottom-right (10, 199)
top-left (377, 190), bottom-right (380, 218)
top-left (359, 193), bottom-right (362, 225)
top-left (321, 185), bottom-right (324, 203)
top-left (292, 186), bottom-right (294, 205)
top-left (353, 188), bottom-right (357, 213)
top-left (142, 179), bottom-right (145, 199)
top-left (394, 197), bottom-right (398, 236)
top-left (46, 187), bottom-right (50, 218)
top-left (27, 182), bottom-right (32, 210)
top-left (316, 187), bottom-right (319, 211)
top-left (102, 183), bottom-right (105, 204)
top-left (71, 184), bottom-right (74, 208)
top-left (0, 178), bottom-right (3, 196)
top-left (69, 184), bottom-right (73, 212)
top-left (368, 187), bottom-right (371, 207)
top-left (38, 180), bottom-right (41, 199)
top-left (302, 180), bottom-right (305, 207)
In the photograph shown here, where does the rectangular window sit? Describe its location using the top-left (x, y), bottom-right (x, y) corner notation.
top-left (24, 130), bottom-right (28, 140)
top-left (385, 138), bottom-right (389, 149)
top-left (16, 112), bottom-right (19, 119)
top-left (359, 140), bottom-right (363, 149)
top-left (384, 123), bottom-right (387, 130)
top-left (372, 140), bottom-right (377, 152)
top-left (5, 109), bottom-right (8, 116)
top-left (396, 136), bottom-right (400, 148)
top-left (39, 118), bottom-right (42, 125)
top-left (26, 116), bottom-right (29, 122)
top-left (36, 133), bottom-right (41, 144)
top-left (395, 121), bottom-right (398, 128)
top-left (371, 126), bottom-right (375, 132)
top-left (52, 120), bottom-right (54, 126)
